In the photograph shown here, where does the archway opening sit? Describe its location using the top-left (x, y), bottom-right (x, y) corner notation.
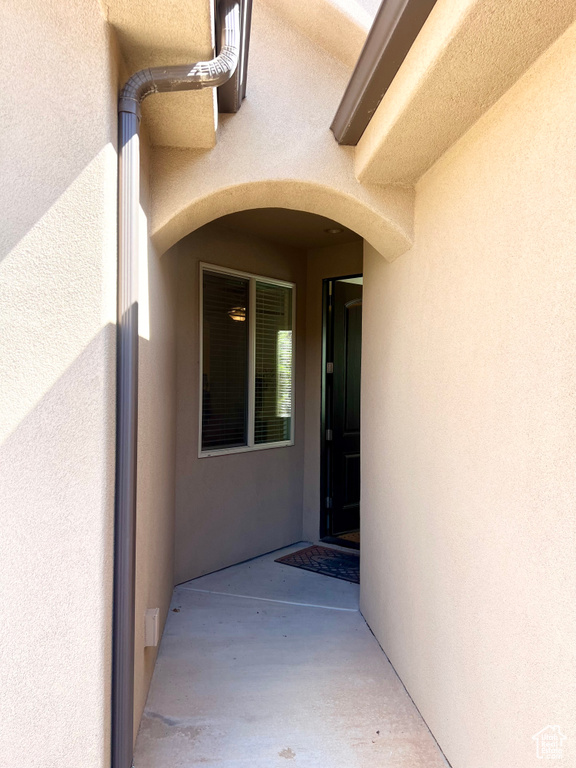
top-left (164, 207), bottom-right (363, 585)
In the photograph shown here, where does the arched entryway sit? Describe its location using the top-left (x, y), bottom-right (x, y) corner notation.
top-left (133, 206), bottom-right (446, 768)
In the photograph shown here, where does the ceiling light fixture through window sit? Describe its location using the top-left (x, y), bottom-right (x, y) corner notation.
top-left (228, 306), bottom-right (246, 321)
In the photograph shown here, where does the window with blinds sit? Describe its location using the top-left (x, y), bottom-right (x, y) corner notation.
top-left (200, 264), bottom-right (295, 456)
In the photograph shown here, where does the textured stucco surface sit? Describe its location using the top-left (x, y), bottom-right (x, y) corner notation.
top-left (149, 1), bottom-right (414, 262)
top-left (172, 224), bottom-right (307, 584)
top-left (356, 0), bottom-right (576, 185)
top-left (302, 241), bottom-right (363, 541)
top-left (102, 0), bottom-right (216, 148)
top-left (260, 0), bottom-right (371, 69)
top-left (360, 22), bottom-right (576, 768)
top-left (0, 1), bottom-right (118, 765)
top-left (5, 0), bottom-right (576, 764)
top-left (133, 132), bottom-right (179, 739)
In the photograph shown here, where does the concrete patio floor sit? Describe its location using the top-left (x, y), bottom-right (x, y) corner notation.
top-left (133, 543), bottom-right (449, 768)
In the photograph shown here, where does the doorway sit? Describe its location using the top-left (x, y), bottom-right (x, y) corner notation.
top-left (321, 275), bottom-right (362, 550)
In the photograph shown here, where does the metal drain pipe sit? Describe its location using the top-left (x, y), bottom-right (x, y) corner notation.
top-left (113, 3), bottom-right (240, 767)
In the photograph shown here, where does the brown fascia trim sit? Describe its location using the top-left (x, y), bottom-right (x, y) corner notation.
top-left (112, 3), bottom-right (242, 768)
top-left (331, 0), bottom-right (438, 145)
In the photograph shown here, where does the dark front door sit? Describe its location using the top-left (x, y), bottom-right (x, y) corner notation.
top-left (323, 277), bottom-right (362, 539)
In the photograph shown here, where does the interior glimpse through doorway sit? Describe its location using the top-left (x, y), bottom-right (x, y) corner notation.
top-left (321, 275), bottom-right (362, 551)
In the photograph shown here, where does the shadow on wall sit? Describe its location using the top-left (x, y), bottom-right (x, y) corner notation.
top-left (133, 238), bottom-right (179, 736)
top-left (171, 224), bottom-right (306, 586)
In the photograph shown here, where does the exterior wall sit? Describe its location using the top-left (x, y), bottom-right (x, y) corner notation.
top-left (4, 2), bottom-right (575, 766)
top-left (0, 2), bottom-right (118, 767)
top-left (302, 241), bottom-right (363, 541)
top-left (133, 130), bottom-right (178, 737)
top-left (172, 224), bottom-right (306, 584)
top-left (149, 0), bottom-right (414, 264)
top-left (360, 23), bottom-right (576, 768)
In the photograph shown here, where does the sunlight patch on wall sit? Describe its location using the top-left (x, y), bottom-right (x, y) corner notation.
top-left (0, 144), bottom-right (117, 443)
top-left (138, 202), bottom-right (150, 341)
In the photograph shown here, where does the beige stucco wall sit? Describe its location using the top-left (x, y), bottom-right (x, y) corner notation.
top-left (0, 2), bottom-right (118, 766)
top-left (360, 22), bottom-right (576, 768)
top-left (133, 130), bottom-right (179, 737)
top-left (4, 0), bottom-right (575, 764)
top-left (302, 241), bottom-right (363, 541)
top-left (149, 0), bottom-right (414, 264)
top-left (172, 224), bottom-right (307, 584)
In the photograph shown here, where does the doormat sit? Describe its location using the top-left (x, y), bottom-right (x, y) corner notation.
top-left (275, 545), bottom-right (359, 584)
top-left (338, 530), bottom-right (360, 545)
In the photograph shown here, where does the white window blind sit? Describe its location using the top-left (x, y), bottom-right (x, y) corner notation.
top-left (200, 264), bottom-right (295, 457)
top-left (255, 282), bottom-right (293, 444)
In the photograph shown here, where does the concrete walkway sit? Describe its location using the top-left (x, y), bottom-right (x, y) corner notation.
top-left (133, 543), bottom-right (448, 768)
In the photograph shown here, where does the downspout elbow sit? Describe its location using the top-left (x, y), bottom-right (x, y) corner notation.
top-left (119, 0), bottom-right (240, 116)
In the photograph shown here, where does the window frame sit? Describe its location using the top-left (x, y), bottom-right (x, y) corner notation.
top-left (198, 262), bottom-right (296, 458)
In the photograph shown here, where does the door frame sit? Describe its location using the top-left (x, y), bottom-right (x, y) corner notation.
top-left (320, 273), bottom-right (363, 540)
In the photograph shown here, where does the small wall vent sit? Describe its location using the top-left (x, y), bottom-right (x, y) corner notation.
top-left (144, 608), bottom-right (160, 647)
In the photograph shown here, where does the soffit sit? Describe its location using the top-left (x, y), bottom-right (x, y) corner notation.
top-left (355, 0), bottom-right (576, 185)
top-left (102, 0), bottom-right (217, 148)
top-left (216, 208), bottom-right (361, 249)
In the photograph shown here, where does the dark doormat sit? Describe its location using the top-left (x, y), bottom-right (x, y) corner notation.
top-left (275, 545), bottom-right (359, 584)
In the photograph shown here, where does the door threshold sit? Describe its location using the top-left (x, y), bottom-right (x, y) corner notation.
top-left (321, 535), bottom-right (360, 551)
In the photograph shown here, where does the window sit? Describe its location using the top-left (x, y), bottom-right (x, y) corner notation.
top-left (200, 263), bottom-right (295, 457)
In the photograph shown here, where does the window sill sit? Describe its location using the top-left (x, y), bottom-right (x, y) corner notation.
top-left (198, 440), bottom-right (294, 459)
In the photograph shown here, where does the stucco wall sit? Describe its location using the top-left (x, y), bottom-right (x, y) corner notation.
top-left (0, 2), bottom-right (118, 766)
top-left (360, 23), bottom-right (576, 768)
top-left (172, 224), bottom-right (306, 584)
top-left (133, 130), bottom-right (178, 738)
top-left (302, 241), bottom-right (363, 541)
top-left (149, 0), bottom-right (414, 263)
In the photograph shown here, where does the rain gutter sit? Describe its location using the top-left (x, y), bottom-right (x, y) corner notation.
top-left (331, 0), bottom-right (438, 145)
